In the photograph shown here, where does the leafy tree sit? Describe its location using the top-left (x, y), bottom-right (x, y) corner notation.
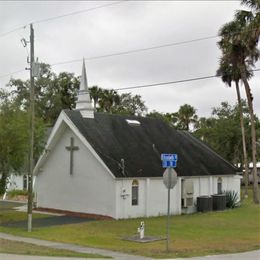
top-left (9, 64), bottom-right (80, 125)
top-left (147, 105), bottom-right (198, 131)
top-left (218, 0), bottom-right (260, 203)
top-left (194, 101), bottom-right (255, 165)
top-left (146, 110), bottom-right (178, 126)
top-left (0, 93), bottom-right (45, 194)
top-left (114, 93), bottom-right (147, 116)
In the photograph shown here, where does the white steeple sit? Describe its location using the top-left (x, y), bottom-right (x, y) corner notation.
top-left (75, 59), bottom-right (94, 118)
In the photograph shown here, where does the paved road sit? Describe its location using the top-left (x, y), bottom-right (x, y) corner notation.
top-left (0, 254), bottom-right (105, 260)
top-left (172, 250), bottom-right (260, 260)
top-left (1, 250), bottom-right (260, 260)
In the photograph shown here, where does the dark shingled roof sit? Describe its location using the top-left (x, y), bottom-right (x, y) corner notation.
top-left (65, 110), bottom-right (237, 178)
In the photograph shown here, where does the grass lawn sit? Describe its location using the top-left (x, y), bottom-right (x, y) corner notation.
top-left (0, 187), bottom-right (259, 258)
top-left (0, 238), bottom-right (108, 258)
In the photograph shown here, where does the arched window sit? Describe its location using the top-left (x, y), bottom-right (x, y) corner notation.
top-left (217, 177), bottom-right (222, 194)
top-left (132, 180), bottom-right (139, 206)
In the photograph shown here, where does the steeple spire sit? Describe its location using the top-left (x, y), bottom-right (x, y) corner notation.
top-left (75, 59), bottom-right (94, 118)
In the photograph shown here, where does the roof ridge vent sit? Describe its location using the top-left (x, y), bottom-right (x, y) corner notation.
top-left (126, 119), bottom-right (141, 126)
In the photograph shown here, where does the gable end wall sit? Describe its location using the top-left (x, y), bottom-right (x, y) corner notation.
top-left (35, 126), bottom-right (116, 218)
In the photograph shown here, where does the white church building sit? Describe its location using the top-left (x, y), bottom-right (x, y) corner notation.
top-left (34, 61), bottom-right (241, 219)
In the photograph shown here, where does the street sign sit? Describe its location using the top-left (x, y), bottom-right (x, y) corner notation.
top-left (162, 160), bottom-right (177, 168)
top-left (163, 167), bottom-right (178, 189)
top-left (161, 154), bottom-right (178, 161)
top-left (161, 153), bottom-right (178, 168)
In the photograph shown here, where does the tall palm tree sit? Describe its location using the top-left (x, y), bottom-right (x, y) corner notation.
top-left (218, 0), bottom-right (260, 203)
top-left (217, 58), bottom-right (251, 197)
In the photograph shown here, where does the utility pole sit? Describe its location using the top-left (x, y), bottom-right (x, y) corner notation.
top-left (27, 23), bottom-right (35, 232)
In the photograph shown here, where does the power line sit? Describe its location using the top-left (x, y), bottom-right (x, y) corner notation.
top-left (0, 25), bottom-right (27, 38)
top-left (0, 35), bottom-right (221, 79)
top-left (114, 68), bottom-right (260, 91)
top-left (0, 1), bottom-right (123, 38)
top-left (0, 69), bottom-right (26, 79)
top-left (51, 35), bottom-right (218, 67)
top-left (115, 75), bottom-right (217, 91)
top-left (2, 68), bottom-right (259, 94)
top-left (33, 29), bottom-right (260, 67)
top-left (33, 1), bottom-right (124, 25)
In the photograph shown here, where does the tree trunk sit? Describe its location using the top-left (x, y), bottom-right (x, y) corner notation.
top-left (235, 81), bottom-right (249, 198)
top-left (0, 162), bottom-right (9, 195)
top-left (240, 67), bottom-right (260, 204)
top-left (0, 171), bottom-right (8, 195)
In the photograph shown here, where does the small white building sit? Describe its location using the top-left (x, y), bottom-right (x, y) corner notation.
top-left (34, 61), bottom-right (241, 219)
top-left (3, 174), bottom-right (26, 191)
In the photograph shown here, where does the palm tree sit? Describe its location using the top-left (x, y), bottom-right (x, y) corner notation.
top-left (98, 89), bottom-right (120, 113)
top-left (89, 86), bottom-right (103, 111)
top-left (217, 58), bottom-right (251, 197)
top-left (177, 104), bottom-right (198, 131)
top-left (218, 0), bottom-right (260, 203)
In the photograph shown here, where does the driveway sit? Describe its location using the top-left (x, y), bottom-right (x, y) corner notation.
top-left (0, 200), bottom-right (96, 228)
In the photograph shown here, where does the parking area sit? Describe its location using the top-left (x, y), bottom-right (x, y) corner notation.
top-left (0, 201), bottom-right (26, 212)
top-left (0, 200), bottom-right (96, 228)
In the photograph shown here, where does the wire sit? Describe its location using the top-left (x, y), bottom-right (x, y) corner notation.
top-left (1, 69), bottom-right (259, 95)
top-left (0, 69), bottom-right (27, 79)
top-left (33, 1), bottom-right (124, 25)
top-left (0, 35), bottom-right (223, 79)
top-left (115, 68), bottom-right (260, 91)
top-left (0, 25), bottom-right (27, 38)
top-left (0, 1), bottom-right (123, 38)
top-left (115, 75), bottom-right (217, 91)
top-left (50, 35), bottom-right (218, 67)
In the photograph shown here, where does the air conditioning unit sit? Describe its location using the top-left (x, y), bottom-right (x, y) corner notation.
top-left (182, 179), bottom-right (194, 208)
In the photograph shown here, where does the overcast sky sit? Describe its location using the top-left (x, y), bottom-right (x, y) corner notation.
top-left (0, 0), bottom-right (259, 117)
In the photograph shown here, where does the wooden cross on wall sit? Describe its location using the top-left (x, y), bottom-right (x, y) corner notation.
top-left (65, 137), bottom-right (79, 175)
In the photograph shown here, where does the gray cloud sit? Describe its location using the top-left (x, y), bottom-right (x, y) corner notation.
top-left (0, 1), bottom-right (259, 117)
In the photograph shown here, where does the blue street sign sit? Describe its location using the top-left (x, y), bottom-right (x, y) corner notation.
top-left (162, 160), bottom-right (177, 168)
top-left (161, 154), bottom-right (178, 162)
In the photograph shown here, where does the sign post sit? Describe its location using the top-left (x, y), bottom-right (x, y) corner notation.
top-left (162, 154), bottom-right (178, 253)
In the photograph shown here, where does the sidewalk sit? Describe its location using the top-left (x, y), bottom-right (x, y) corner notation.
top-left (0, 232), bottom-right (150, 260)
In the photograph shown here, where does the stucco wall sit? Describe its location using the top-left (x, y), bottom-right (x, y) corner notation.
top-left (115, 178), bottom-right (182, 219)
top-left (35, 126), bottom-right (116, 218)
top-left (182, 175), bottom-right (241, 210)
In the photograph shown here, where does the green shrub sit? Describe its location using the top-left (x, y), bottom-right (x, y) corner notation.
top-left (7, 189), bottom-right (28, 198)
top-left (225, 190), bottom-right (239, 208)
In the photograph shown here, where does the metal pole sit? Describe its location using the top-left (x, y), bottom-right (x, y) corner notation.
top-left (27, 23), bottom-right (34, 232)
top-left (166, 186), bottom-right (170, 252)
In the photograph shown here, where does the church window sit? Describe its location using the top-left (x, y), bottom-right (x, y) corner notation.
top-left (132, 180), bottom-right (139, 206)
top-left (217, 177), bottom-right (222, 194)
